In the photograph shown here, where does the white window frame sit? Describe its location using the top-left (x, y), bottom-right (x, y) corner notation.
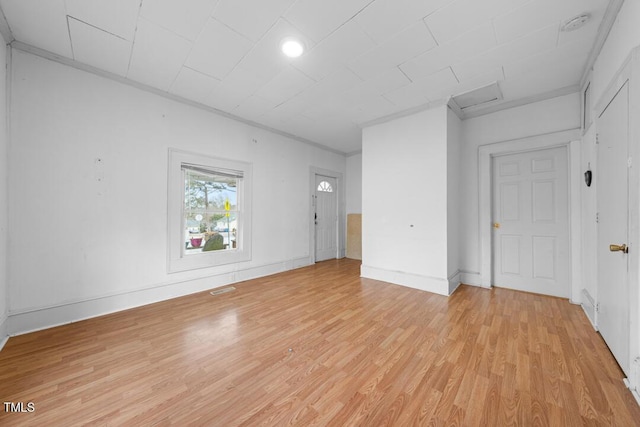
top-left (168, 149), bottom-right (252, 273)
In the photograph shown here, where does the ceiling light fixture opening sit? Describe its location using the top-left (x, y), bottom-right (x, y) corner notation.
top-left (281, 37), bottom-right (305, 58)
top-left (561, 13), bottom-right (591, 32)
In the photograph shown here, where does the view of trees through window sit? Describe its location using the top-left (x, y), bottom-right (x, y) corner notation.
top-left (184, 168), bottom-right (239, 254)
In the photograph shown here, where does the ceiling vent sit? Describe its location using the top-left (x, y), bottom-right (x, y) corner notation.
top-left (451, 82), bottom-right (503, 110)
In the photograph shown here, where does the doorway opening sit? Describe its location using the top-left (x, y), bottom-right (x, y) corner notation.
top-left (309, 168), bottom-right (344, 263)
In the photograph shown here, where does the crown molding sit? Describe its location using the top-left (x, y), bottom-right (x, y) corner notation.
top-left (360, 99), bottom-right (449, 129)
top-left (0, 5), bottom-right (13, 45)
top-left (579, 0), bottom-right (625, 88)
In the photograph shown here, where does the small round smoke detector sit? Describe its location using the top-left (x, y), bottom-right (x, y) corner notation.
top-left (561, 13), bottom-right (591, 32)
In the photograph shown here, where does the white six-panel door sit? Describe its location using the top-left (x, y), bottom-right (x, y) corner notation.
top-left (596, 82), bottom-right (630, 376)
top-left (315, 175), bottom-right (337, 262)
top-left (492, 147), bottom-right (570, 297)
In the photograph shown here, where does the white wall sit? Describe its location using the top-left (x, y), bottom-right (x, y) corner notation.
top-left (345, 153), bottom-right (362, 215)
top-left (459, 93), bottom-right (581, 285)
top-left (591, 0), bottom-right (640, 108)
top-left (7, 49), bottom-right (345, 334)
top-left (361, 106), bottom-right (453, 295)
top-left (0, 45), bottom-right (8, 348)
top-left (579, 123), bottom-right (598, 320)
top-left (447, 108), bottom-right (461, 291)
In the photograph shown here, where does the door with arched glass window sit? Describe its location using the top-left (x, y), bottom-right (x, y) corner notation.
top-left (315, 175), bottom-right (337, 262)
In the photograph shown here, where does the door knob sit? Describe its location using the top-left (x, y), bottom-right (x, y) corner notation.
top-left (493, 223), bottom-right (500, 229)
top-left (609, 243), bottom-right (628, 253)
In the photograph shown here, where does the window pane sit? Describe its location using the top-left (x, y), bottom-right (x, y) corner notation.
top-left (185, 169), bottom-right (237, 212)
top-left (185, 212), bottom-right (238, 255)
top-left (317, 181), bottom-right (333, 192)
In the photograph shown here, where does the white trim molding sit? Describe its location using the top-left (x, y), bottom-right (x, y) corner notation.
top-left (361, 265), bottom-right (451, 296)
top-left (460, 270), bottom-right (483, 287)
top-left (448, 270), bottom-right (462, 295)
top-left (0, 317), bottom-right (8, 351)
top-left (478, 129), bottom-right (582, 300)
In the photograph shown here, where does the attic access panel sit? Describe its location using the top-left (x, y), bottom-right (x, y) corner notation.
top-left (452, 82), bottom-right (503, 110)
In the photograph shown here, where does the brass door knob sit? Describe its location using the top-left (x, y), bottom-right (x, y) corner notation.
top-left (609, 243), bottom-right (628, 253)
top-left (493, 223), bottom-right (500, 229)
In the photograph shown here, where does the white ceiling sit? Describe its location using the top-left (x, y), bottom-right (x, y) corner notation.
top-left (0, 0), bottom-right (612, 153)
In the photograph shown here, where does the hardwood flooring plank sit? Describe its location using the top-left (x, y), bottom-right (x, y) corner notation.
top-left (1, 259), bottom-right (639, 426)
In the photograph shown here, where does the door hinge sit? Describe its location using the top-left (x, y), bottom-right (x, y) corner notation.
top-left (595, 303), bottom-right (600, 313)
top-left (628, 157), bottom-right (633, 168)
top-left (596, 212), bottom-right (599, 223)
top-left (596, 133), bottom-right (599, 144)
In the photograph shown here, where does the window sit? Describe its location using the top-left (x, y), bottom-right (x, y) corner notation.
top-left (317, 181), bottom-right (333, 192)
top-left (168, 149), bottom-right (252, 272)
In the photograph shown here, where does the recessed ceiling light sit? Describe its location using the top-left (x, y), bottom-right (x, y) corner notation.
top-left (281, 37), bottom-right (304, 58)
top-left (561, 13), bottom-right (591, 32)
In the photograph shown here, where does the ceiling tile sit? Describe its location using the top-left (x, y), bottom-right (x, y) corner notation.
top-left (1, 0), bottom-right (71, 57)
top-left (348, 96), bottom-right (398, 123)
top-left (348, 21), bottom-right (437, 80)
top-left (343, 68), bottom-right (411, 106)
top-left (268, 96), bottom-right (311, 118)
top-left (185, 18), bottom-right (253, 80)
top-left (494, 0), bottom-right (607, 45)
top-left (236, 18), bottom-right (314, 86)
top-left (292, 21), bottom-right (376, 81)
top-left (65, 0), bottom-right (140, 41)
top-left (213, 0), bottom-right (296, 42)
top-left (500, 58), bottom-right (583, 100)
top-left (400, 23), bottom-right (496, 81)
top-left (503, 40), bottom-right (590, 81)
top-left (169, 67), bottom-right (222, 103)
top-left (558, 9), bottom-right (603, 47)
top-left (219, 67), bottom-right (267, 101)
top-left (204, 84), bottom-right (247, 111)
top-left (452, 24), bottom-right (558, 82)
top-left (297, 67), bottom-right (363, 103)
top-left (450, 67), bottom-right (505, 97)
top-left (127, 18), bottom-right (192, 91)
top-left (382, 86), bottom-right (428, 110)
top-left (285, 0), bottom-right (373, 42)
top-left (355, 0), bottom-right (453, 44)
top-left (68, 17), bottom-right (132, 77)
top-left (140, 0), bottom-right (218, 41)
top-left (424, 0), bottom-right (529, 44)
top-left (254, 66), bottom-right (316, 106)
top-left (384, 67), bottom-right (458, 107)
top-left (233, 95), bottom-right (277, 120)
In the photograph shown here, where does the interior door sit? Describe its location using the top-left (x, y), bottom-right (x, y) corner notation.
top-left (492, 147), bottom-right (570, 297)
top-left (596, 81), bottom-right (630, 376)
top-left (315, 175), bottom-right (337, 262)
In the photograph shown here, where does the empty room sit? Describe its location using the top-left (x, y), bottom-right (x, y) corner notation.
top-left (1, 0), bottom-right (640, 425)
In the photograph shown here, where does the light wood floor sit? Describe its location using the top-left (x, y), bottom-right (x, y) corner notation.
top-left (1, 259), bottom-right (639, 426)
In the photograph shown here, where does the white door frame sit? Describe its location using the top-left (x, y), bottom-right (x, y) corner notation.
top-left (309, 167), bottom-right (345, 263)
top-left (478, 129), bottom-right (583, 302)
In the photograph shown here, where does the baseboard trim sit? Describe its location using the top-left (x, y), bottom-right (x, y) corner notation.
top-left (581, 289), bottom-right (597, 330)
top-left (631, 387), bottom-right (640, 407)
top-left (361, 265), bottom-right (450, 296)
top-left (459, 270), bottom-right (482, 287)
top-left (7, 256), bottom-right (312, 336)
top-left (448, 270), bottom-right (461, 295)
top-left (623, 377), bottom-right (640, 407)
top-left (0, 315), bottom-right (8, 351)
